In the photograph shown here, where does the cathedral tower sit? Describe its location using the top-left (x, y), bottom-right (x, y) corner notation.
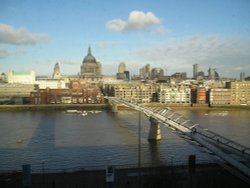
top-left (52, 62), bottom-right (61, 79)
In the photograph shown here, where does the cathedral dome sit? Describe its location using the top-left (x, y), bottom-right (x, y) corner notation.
top-left (83, 47), bottom-right (97, 64)
top-left (80, 46), bottom-right (102, 77)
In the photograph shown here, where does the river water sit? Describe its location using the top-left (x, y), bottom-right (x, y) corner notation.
top-left (0, 109), bottom-right (249, 172)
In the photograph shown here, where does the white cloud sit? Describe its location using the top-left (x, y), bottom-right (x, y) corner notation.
top-left (0, 23), bottom-right (49, 45)
top-left (62, 60), bottom-right (80, 65)
top-left (135, 36), bottom-right (250, 77)
top-left (106, 10), bottom-right (163, 32)
top-left (106, 19), bottom-right (126, 32)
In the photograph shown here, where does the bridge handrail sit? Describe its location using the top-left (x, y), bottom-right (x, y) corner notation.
top-left (109, 98), bottom-right (250, 151)
top-left (107, 97), bottom-right (250, 177)
top-left (196, 128), bottom-right (250, 155)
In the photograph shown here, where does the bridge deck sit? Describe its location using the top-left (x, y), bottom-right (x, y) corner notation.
top-left (107, 97), bottom-right (250, 180)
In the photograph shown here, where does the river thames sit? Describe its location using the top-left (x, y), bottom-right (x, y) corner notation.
top-left (0, 109), bottom-right (249, 172)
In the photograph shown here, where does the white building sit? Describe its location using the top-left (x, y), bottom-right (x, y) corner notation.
top-left (7, 70), bottom-right (36, 84)
top-left (35, 79), bottom-right (66, 89)
top-left (209, 88), bottom-right (231, 105)
top-left (114, 83), bottom-right (156, 103)
top-left (0, 83), bottom-right (35, 97)
top-left (159, 86), bottom-right (191, 104)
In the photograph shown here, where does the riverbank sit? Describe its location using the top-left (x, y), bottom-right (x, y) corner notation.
top-left (0, 104), bottom-right (108, 111)
top-left (1, 163), bottom-right (249, 188)
top-left (171, 105), bottom-right (250, 111)
top-left (0, 103), bottom-right (249, 112)
top-left (140, 103), bottom-right (250, 111)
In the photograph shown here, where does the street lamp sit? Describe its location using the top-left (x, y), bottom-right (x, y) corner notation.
top-left (171, 155), bottom-right (174, 175)
top-left (41, 160), bottom-right (45, 186)
top-left (138, 111), bottom-right (141, 187)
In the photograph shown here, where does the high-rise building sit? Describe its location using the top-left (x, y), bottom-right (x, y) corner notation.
top-left (151, 68), bottom-right (164, 79)
top-left (139, 64), bottom-right (151, 80)
top-left (124, 71), bottom-right (130, 80)
top-left (171, 72), bottom-right (187, 81)
top-left (193, 64), bottom-right (200, 79)
top-left (240, 72), bottom-right (245, 81)
top-left (208, 67), bottom-right (219, 80)
top-left (52, 62), bottom-right (61, 79)
top-left (118, 62), bottom-right (126, 73)
top-left (116, 62), bottom-right (130, 80)
top-left (197, 71), bottom-right (205, 80)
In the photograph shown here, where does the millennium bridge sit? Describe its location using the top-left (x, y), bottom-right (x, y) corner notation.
top-left (107, 97), bottom-right (250, 182)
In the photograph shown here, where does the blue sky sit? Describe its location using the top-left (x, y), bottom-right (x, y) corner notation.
top-left (0, 0), bottom-right (250, 78)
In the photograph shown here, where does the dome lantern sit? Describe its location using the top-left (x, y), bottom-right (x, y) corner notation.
top-left (83, 46), bottom-right (96, 64)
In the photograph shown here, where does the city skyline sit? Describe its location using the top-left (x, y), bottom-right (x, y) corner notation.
top-left (1, 0), bottom-right (250, 78)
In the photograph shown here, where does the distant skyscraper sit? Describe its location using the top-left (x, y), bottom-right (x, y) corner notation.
top-left (240, 72), bottom-right (245, 81)
top-left (118, 62), bottom-right (126, 73)
top-left (193, 64), bottom-right (200, 79)
top-left (124, 71), bottom-right (130, 80)
top-left (140, 64), bottom-right (151, 80)
top-left (208, 67), bottom-right (219, 80)
top-left (52, 62), bottom-right (61, 79)
top-left (117, 62), bottom-right (130, 80)
top-left (197, 71), bottom-right (205, 80)
top-left (151, 68), bottom-right (164, 79)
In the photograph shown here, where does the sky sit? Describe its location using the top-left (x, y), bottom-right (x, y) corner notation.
top-left (0, 0), bottom-right (250, 78)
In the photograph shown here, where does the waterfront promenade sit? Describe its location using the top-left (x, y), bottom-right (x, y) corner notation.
top-left (1, 163), bottom-right (249, 188)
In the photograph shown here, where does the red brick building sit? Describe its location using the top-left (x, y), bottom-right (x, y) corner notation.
top-left (30, 80), bottom-right (104, 104)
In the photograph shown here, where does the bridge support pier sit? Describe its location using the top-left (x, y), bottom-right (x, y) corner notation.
top-left (148, 117), bottom-right (161, 141)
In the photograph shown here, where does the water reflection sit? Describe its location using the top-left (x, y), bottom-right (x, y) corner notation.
top-left (174, 109), bottom-right (250, 146)
top-left (1, 109), bottom-right (248, 171)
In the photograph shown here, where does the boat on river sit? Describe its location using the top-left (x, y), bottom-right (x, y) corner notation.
top-left (66, 109), bottom-right (82, 113)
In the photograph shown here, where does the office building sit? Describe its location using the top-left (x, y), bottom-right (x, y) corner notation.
top-left (151, 68), bottom-right (164, 80)
top-left (171, 72), bottom-right (187, 81)
top-left (158, 86), bottom-right (191, 104)
top-left (208, 67), bottom-right (220, 80)
top-left (7, 70), bottom-right (35, 84)
top-left (139, 64), bottom-right (151, 80)
top-left (113, 83), bottom-right (157, 103)
top-left (240, 72), bottom-right (245, 81)
top-left (209, 88), bottom-right (231, 105)
top-left (193, 64), bottom-right (200, 79)
top-left (35, 79), bottom-right (66, 89)
top-left (116, 62), bottom-right (130, 80)
top-left (118, 62), bottom-right (126, 73)
top-left (226, 81), bottom-right (250, 105)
